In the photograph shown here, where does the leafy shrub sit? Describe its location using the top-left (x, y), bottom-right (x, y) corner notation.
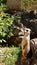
top-left (0, 12), bottom-right (15, 38)
top-left (0, 0), bottom-right (7, 5)
top-left (23, 0), bottom-right (37, 6)
top-left (4, 45), bottom-right (21, 65)
top-left (0, 4), bottom-right (9, 12)
top-left (0, 0), bottom-right (21, 45)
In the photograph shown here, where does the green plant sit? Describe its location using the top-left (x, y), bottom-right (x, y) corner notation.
top-left (23, 0), bottom-right (37, 10)
top-left (0, 4), bottom-right (8, 12)
top-left (0, 0), bottom-right (7, 5)
top-left (0, 0), bottom-right (21, 44)
top-left (4, 45), bottom-right (21, 65)
top-left (0, 12), bottom-right (15, 38)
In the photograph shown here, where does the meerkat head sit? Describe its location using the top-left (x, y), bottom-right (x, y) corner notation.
top-left (18, 27), bottom-right (31, 38)
top-left (24, 28), bottom-right (31, 36)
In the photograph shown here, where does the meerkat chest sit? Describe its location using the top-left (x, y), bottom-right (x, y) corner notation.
top-left (21, 34), bottom-right (30, 54)
top-left (26, 35), bottom-right (30, 53)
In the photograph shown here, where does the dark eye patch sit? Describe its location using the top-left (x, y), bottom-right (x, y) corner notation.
top-left (26, 30), bottom-right (28, 32)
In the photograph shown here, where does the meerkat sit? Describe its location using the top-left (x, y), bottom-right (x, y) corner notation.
top-left (19, 28), bottom-right (31, 59)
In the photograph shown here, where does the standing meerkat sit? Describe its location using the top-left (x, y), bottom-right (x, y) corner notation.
top-left (19, 28), bottom-right (31, 58)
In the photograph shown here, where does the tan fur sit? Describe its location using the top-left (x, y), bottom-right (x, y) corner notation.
top-left (21, 36), bottom-right (27, 57)
top-left (20, 28), bottom-right (31, 59)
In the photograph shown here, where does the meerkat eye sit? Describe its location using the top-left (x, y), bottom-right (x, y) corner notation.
top-left (26, 30), bottom-right (28, 32)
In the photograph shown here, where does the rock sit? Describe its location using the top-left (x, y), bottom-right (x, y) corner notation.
top-left (31, 59), bottom-right (37, 65)
top-left (16, 58), bottom-right (30, 65)
top-left (29, 10), bottom-right (36, 19)
top-left (30, 19), bottom-right (37, 33)
top-left (20, 10), bottom-right (37, 39)
top-left (30, 19), bottom-right (37, 38)
top-left (30, 38), bottom-right (37, 58)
